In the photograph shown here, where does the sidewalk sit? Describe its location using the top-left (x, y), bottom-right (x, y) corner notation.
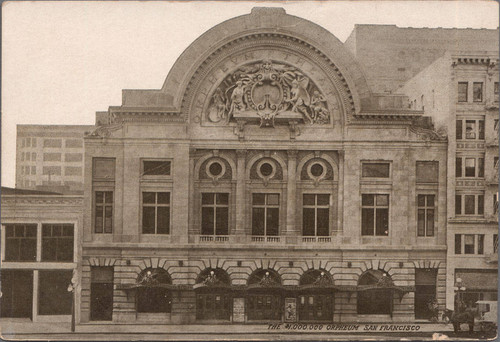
top-left (0, 320), bottom-right (455, 335)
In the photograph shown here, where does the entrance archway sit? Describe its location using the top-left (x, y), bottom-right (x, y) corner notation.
top-left (247, 269), bottom-right (282, 321)
top-left (298, 269), bottom-right (334, 322)
top-left (357, 270), bottom-right (393, 315)
top-left (195, 268), bottom-right (231, 321)
top-left (136, 268), bottom-right (172, 313)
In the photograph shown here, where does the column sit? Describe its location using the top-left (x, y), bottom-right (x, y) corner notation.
top-left (235, 150), bottom-right (247, 240)
top-left (286, 150), bottom-right (298, 242)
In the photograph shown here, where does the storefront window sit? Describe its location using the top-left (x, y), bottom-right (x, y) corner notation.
top-left (38, 270), bottom-right (72, 315)
top-left (41, 224), bottom-right (74, 261)
top-left (4, 224), bottom-right (37, 261)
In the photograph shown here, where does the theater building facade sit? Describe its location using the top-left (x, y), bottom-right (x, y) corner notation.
top-left (80, 8), bottom-right (448, 324)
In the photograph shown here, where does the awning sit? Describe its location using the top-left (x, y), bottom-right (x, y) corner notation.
top-left (456, 271), bottom-right (498, 291)
top-left (116, 283), bottom-right (192, 291)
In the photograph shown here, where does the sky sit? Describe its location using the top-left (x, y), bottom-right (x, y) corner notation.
top-left (2, 1), bottom-right (499, 188)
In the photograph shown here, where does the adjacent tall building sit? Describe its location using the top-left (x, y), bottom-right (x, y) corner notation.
top-left (4, 8), bottom-right (498, 327)
top-left (16, 125), bottom-right (94, 193)
top-left (401, 51), bottom-right (499, 310)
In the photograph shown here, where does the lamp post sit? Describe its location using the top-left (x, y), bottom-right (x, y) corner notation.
top-left (453, 277), bottom-right (466, 311)
top-left (67, 269), bottom-right (80, 333)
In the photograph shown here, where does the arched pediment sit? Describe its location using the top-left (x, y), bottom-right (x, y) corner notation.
top-left (120, 7), bottom-right (372, 127)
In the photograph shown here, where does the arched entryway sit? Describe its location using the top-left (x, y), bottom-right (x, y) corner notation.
top-left (246, 269), bottom-right (282, 321)
top-left (298, 269), bottom-right (334, 322)
top-left (136, 268), bottom-right (172, 313)
top-left (357, 270), bottom-right (393, 315)
top-left (195, 268), bottom-right (231, 321)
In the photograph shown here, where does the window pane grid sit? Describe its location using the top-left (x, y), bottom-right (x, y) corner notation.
top-left (303, 194), bottom-right (330, 236)
top-left (41, 224), bottom-right (74, 262)
top-left (417, 195), bottom-right (435, 237)
top-left (95, 191), bottom-right (113, 234)
top-left (361, 194), bottom-right (389, 236)
top-left (4, 224), bottom-right (37, 261)
top-left (142, 192), bottom-right (170, 234)
top-left (252, 193), bottom-right (280, 236)
top-left (201, 193), bottom-right (229, 236)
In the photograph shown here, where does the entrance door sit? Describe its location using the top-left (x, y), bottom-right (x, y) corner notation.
top-left (90, 267), bottom-right (113, 321)
top-left (0, 270), bottom-right (33, 318)
top-left (196, 293), bottom-right (230, 320)
top-left (247, 294), bottom-right (281, 321)
top-left (298, 294), bottom-right (333, 321)
top-left (415, 269), bottom-right (437, 319)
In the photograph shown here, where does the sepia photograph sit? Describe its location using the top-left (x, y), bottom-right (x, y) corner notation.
top-left (1, 1), bottom-right (499, 340)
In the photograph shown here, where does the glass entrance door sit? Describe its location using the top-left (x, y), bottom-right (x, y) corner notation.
top-left (298, 294), bottom-right (333, 321)
top-left (247, 294), bottom-right (281, 321)
top-left (0, 270), bottom-right (33, 318)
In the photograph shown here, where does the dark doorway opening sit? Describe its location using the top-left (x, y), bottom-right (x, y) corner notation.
top-left (90, 267), bottom-right (114, 321)
top-left (415, 268), bottom-right (437, 319)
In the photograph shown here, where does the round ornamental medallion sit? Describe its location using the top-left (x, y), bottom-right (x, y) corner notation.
top-left (206, 160), bottom-right (226, 180)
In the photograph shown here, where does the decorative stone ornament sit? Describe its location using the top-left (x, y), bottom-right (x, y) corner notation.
top-left (307, 160), bottom-right (328, 186)
top-left (256, 158), bottom-right (276, 186)
top-left (205, 159), bottom-right (226, 185)
top-left (206, 60), bottom-right (330, 128)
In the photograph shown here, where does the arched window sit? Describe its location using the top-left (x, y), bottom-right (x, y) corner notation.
top-left (298, 270), bottom-right (333, 322)
top-left (357, 270), bottom-right (392, 315)
top-left (195, 268), bottom-right (231, 320)
top-left (247, 269), bottom-right (282, 321)
top-left (136, 268), bottom-right (172, 313)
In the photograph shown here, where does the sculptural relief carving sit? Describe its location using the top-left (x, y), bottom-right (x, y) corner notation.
top-left (206, 60), bottom-right (330, 127)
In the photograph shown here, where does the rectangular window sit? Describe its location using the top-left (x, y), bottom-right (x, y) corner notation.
top-left (478, 158), bottom-right (484, 177)
top-left (473, 82), bottom-right (483, 102)
top-left (43, 153), bottom-right (61, 162)
top-left (464, 195), bottom-right (475, 215)
top-left (494, 193), bottom-right (498, 215)
top-left (252, 193), bottom-right (280, 236)
top-left (201, 193), bottom-right (229, 236)
top-left (455, 195), bottom-right (462, 215)
top-left (302, 194), bottom-right (330, 236)
top-left (455, 234), bottom-right (462, 254)
top-left (456, 157), bottom-right (462, 177)
top-left (142, 192), bottom-right (170, 234)
top-left (417, 195), bottom-right (435, 237)
top-left (494, 157), bottom-right (499, 170)
top-left (42, 166), bottom-right (61, 176)
top-left (494, 234), bottom-right (498, 253)
top-left (458, 82), bottom-right (468, 102)
top-left (495, 119), bottom-right (499, 132)
top-left (31, 153), bottom-right (36, 161)
top-left (38, 270), bottom-right (72, 315)
top-left (456, 120), bottom-right (463, 140)
top-left (41, 224), bottom-right (74, 262)
top-left (477, 235), bottom-right (484, 255)
top-left (4, 224), bottom-right (37, 261)
top-left (93, 158), bottom-right (115, 180)
top-left (464, 235), bottom-right (475, 254)
top-left (416, 161), bottom-right (439, 183)
top-left (465, 120), bottom-right (476, 139)
top-left (465, 158), bottom-right (476, 177)
top-left (361, 194), bottom-right (389, 236)
top-left (361, 163), bottom-right (390, 178)
top-left (43, 139), bottom-right (62, 148)
top-left (495, 82), bottom-right (499, 102)
top-left (31, 166), bottom-right (36, 175)
top-left (142, 160), bottom-right (171, 176)
top-left (478, 194), bottom-right (484, 215)
top-left (32, 138), bottom-right (36, 147)
top-left (479, 120), bottom-right (485, 140)
top-left (95, 191), bottom-right (113, 233)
